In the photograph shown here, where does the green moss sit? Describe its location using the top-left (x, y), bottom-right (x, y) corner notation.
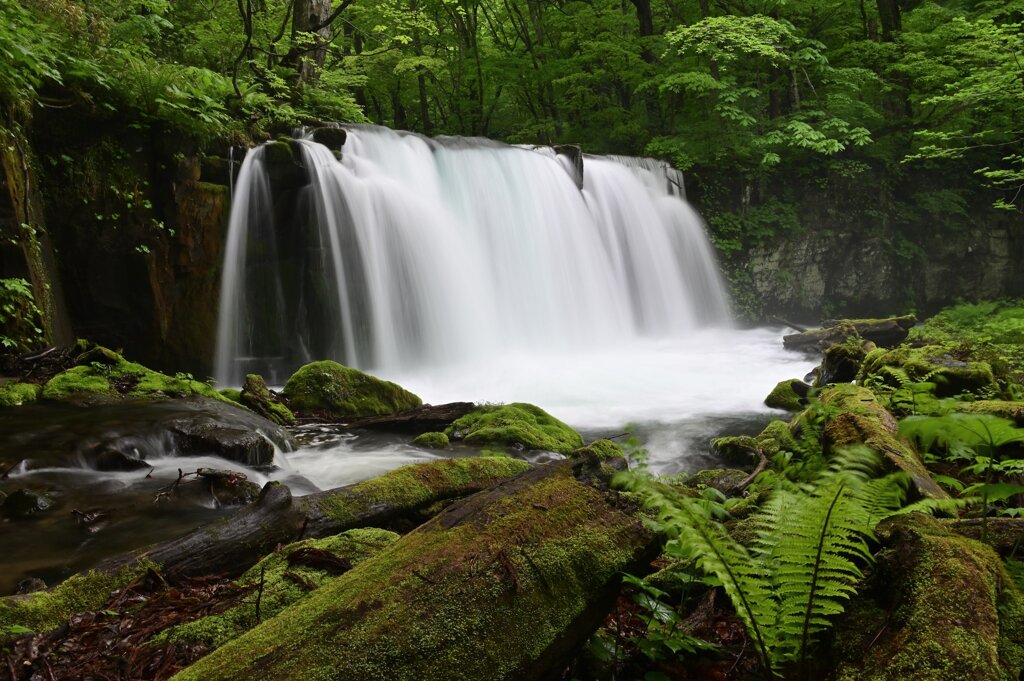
top-left (570, 439), bottom-right (622, 461)
top-left (240, 374), bottom-right (296, 426)
top-left (170, 463), bottom-right (651, 681)
top-left (831, 514), bottom-right (1024, 681)
top-left (282, 360), bottom-right (421, 417)
top-left (858, 345), bottom-right (999, 398)
top-left (168, 529), bottom-right (398, 650)
top-left (683, 468), bottom-right (747, 493)
top-left (957, 401), bottom-right (1024, 422)
top-left (765, 379), bottom-right (805, 411)
top-left (40, 345), bottom-right (231, 404)
top-left (446, 403), bottom-right (583, 454)
top-left (0, 382), bottom-right (41, 407)
top-left (316, 457), bottom-right (532, 524)
top-left (412, 431), bottom-right (450, 449)
top-left (0, 561), bottom-right (155, 634)
top-left (262, 140), bottom-right (294, 165)
top-left (219, 388), bottom-right (243, 404)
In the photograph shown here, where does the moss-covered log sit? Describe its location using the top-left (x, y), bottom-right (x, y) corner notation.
top-left (172, 457), bottom-right (655, 681)
top-left (818, 384), bottom-right (948, 500)
top-left (782, 315), bottom-right (916, 351)
top-left (830, 513), bottom-right (1024, 680)
top-left (96, 457), bottom-right (531, 582)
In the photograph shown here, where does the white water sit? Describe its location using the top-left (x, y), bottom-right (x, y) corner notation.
top-left (215, 126), bottom-right (731, 385)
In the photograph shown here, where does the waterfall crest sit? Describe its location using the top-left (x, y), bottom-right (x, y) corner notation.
top-left (214, 126), bottom-right (731, 386)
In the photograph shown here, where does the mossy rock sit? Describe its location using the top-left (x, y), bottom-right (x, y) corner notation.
top-left (0, 382), bottom-right (40, 408)
top-left (956, 400), bottom-right (1024, 424)
top-left (218, 388), bottom-right (243, 404)
top-left (830, 513), bottom-right (1024, 681)
top-left (859, 345), bottom-right (999, 398)
top-left (711, 420), bottom-right (798, 465)
top-left (311, 126), bottom-right (348, 148)
top-left (241, 374), bottom-right (296, 426)
top-left (570, 439), bottom-right (621, 461)
top-left (818, 339), bottom-right (869, 386)
top-left (765, 379), bottom-right (808, 411)
top-left (412, 431), bottom-right (450, 449)
top-left (40, 345), bottom-right (230, 405)
top-left (445, 403), bottom-right (583, 454)
top-left (167, 529), bottom-right (398, 650)
top-left (0, 562), bottom-right (155, 634)
top-left (683, 468), bottom-right (747, 493)
top-left (262, 139), bottom-right (295, 165)
top-left (282, 361), bottom-right (422, 418)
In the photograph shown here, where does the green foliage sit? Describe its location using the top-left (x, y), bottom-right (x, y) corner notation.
top-left (618, 447), bottom-right (907, 677)
top-left (0, 278), bottom-right (44, 353)
top-left (445, 403), bottom-right (583, 454)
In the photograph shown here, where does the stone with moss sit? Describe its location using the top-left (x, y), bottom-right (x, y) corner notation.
top-left (0, 561), bottom-right (155, 634)
top-left (683, 468), bottom-right (747, 493)
top-left (218, 388), bottom-right (243, 404)
top-left (167, 529), bottom-right (398, 650)
top-left (170, 460), bottom-right (654, 681)
top-left (818, 338), bottom-right (868, 386)
top-left (858, 345), bottom-right (999, 398)
top-left (445, 403), bottom-right (583, 454)
top-left (412, 431), bottom-right (450, 449)
top-left (240, 374), bottom-right (296, 426)
top-left (570, 439), bottom-right (621, 461)
top-left (0, 382), bottom-right (40, 408)
top-left (765, 379), bottom-right (807, 411)
top-left (830, 513), bottom-right (1024, 680)
top-left (955, 400), bottom-right (1024, 423)
top-left (40, 345), bottom-right (231, 405)
top-left (282, 360), bottom-right (422, 418)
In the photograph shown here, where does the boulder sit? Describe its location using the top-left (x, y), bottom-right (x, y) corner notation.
top-left (817, 339), bottom-right (869, 386)
top-left (2, 488), bottom-right (55, 518)
top-left (445, 403), bottom-right (583, 454)
top-left (282, 360), bottom-right (422, 418)
top-left (830, 513), bottom-right (1024, 680)
top-left (412, 431), bottom-right (450, 449)
top-left (764, 378), bottom-right (808, 410)
top-left (311, 126), bottom-right (348, 149)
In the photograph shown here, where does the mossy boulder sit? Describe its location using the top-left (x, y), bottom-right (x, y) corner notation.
top-left (311, 126), bottom-right (348, 148)
top-left (858, 345), bottom-right (999, 398)
top-left (764, 379), bottom-right (808, 411)
top-left (445, 403), bottom-right (583, 454)
top-left (0, 382), bottom-right (40, 408)
top-left (818, 339), bottom-right (869, 386)
top-left (218, 388), bottom-right (243, 404)
top-left (711, 419), bottom-right (799, 465)
top-left (167, 529), bottom-right (398, 650)
top-left (240, 374), bottom-right (295, 426)
top-left (830, 513), bottom-right (1024, 681)
top-left (170, 459), bottom-right (655, 681)
top-left (282, 360), bottom-right (422, 418)
top-left (412, 431), bottom-right (450, 449)
top-left (683, 468), bottom-right (747, 493)
top-left (40, 345), bottom-right (230, 405)
top-left (570, 439), bottom-right (622, 461)
top-left (0, 562), bottom-right (155, 634)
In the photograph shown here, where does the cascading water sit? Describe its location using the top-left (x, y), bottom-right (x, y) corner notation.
top-left (214, 126), bottom-right (731, 386)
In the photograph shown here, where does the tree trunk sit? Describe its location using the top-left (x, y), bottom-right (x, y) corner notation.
top-left (291, 0), bottom-right (333, 83)
top-left (173, 457), bottom-right (657, 681)
top-left (95, 457), bottom-right (531, 582)
top-left (875, 0), bottom-right (902, 40)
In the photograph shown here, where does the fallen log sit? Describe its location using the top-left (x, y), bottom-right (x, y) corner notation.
top-left (783, 315), bottom-right (916, 351)
top-left (96, 457), bottom-right (530, 583)
top-left (171, 457), bottom-right (657, 681)
top-left (335, 401), bottom-right (476, 433)
top-left (818, 384), bottom-right (948, 500)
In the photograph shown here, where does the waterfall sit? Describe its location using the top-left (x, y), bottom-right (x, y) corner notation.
top-left (214, 126), bottom-right (731, 386)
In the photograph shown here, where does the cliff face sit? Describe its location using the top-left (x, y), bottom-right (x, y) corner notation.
top-left (695, 165), bottom-right (1024, 322)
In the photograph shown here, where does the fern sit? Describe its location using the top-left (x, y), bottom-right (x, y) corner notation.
top-left (619, 447), bottom-right (905, 677)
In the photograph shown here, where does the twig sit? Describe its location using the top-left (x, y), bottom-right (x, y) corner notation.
top-left (254, 565), bottom-right (266, 624)
top-left (730, 446), bottom-right (768, 493)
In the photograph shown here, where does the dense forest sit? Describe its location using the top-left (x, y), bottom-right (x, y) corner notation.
top-left (3, 1), bottom-right (1024, 680)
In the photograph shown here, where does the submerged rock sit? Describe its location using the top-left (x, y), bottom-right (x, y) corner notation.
top-left (2, 488), bottom-right (55, 518)
top-left (445, 402), bottom-right (583, 454)
top-left (282, 360), bottom-right (422, 418)
top-left (830, 513), bottom-right (1024, 680)
top-left (166, 401), bottom-right (291, 467)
